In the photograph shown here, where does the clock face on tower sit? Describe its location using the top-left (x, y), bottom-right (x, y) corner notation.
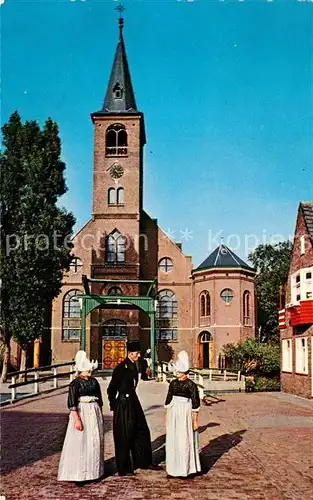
top-left (109, 164), bottom-right (124, 180)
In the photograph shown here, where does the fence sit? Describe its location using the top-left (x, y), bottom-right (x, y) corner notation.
top-left (7, 362), bottom-right (75, 403)
top-left (156, 362), bottom-right (244, 395)
top-left (156, 361), bottom-right (205, 399)
top-left (204, 368), bottom-right (242, 382)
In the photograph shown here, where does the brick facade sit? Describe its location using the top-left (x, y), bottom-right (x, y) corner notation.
top-left (50, 114), bottom-right (256, 368)
top-left (51, 224), bottom-right (256, 368)
top-left (50, 23), bottom-right (256, 369)
top-left (280, 205), bottom-right (313, 398)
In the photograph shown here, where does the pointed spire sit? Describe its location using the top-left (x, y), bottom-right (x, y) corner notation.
top-left (101, 7), bottom-right (137, 113)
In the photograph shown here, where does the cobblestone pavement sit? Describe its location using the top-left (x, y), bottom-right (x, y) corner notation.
top-left (1, 378), bottom-right (313, 500)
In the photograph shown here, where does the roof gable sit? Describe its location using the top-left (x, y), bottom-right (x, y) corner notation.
top-left (300, 202), bottom-right (313, 241)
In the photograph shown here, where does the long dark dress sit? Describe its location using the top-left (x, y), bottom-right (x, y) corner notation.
top-left (107, 358), bottom-right (152, 475)
top-left (58, 376), bottom-right (104, 482)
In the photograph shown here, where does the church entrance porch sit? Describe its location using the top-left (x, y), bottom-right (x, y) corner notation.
top-left (80, 276), bottom-right (158, 375)
top-left (198, 331), bottom-right (214, 369)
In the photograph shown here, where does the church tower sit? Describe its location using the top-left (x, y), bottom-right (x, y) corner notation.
top-left (90, 14), bottom-right (146, 282)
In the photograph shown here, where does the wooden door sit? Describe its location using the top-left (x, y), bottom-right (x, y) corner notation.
top-left (209, 341), bottom-right (214, 368)
top-left (103, 340), bottom-right (126, 369)
top-left (198, 341), bottom-right (214, 369)
top-left (203, 342), bottom-right (209, 368)
top-left (198, 342), bottom-right (203, 368)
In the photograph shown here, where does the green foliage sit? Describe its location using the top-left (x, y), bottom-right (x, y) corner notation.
top-left (0, 112), bottom-right (76, 350)
top-left (223, 338), bottom-right (280, 377)
top-left (253, 376), bottom-right (280, 392)
top-left (248, 242), bottom-right (293, 341)
top-left (245, 378), bottom-right (255, 392)
top-left (259, 342), bottom-right (280, 375)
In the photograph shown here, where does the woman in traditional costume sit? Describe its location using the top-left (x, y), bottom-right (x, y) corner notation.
top-left (164, 350), bottom-right (201, 478)
top-left (58, 350), bottom-right (104, 483)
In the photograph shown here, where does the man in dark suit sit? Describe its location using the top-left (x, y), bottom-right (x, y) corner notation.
top-left (107, 340), bottom-right (156, 476)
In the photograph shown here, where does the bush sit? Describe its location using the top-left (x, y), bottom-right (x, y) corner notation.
top-left (259, 343), bottom-right (280, 376)
top-left (245, 378), bottom-right (255, 392)
top-left (253, 376), bottom-right (280, 392)
top-left (223, 338), bottom-right (280, 377)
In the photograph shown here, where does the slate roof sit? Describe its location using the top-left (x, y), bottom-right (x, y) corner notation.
top-left (100, 20), bottom-right (137, 114)
top-left (301, 202), bottom-right (313, 241)
top-left (195, 244), bottom-right (254, 272)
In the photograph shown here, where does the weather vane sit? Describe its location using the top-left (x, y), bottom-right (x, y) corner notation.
top-left (115, 2), bottom-right (125, 33)
top-left (115, 3), bottom-right (125, 16)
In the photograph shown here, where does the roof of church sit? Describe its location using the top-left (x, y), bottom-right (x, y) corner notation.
top-left (300, 202), bottom-right (313, 241)
top-left (100, 17), bottom-right (137, 114)
top-left (195, 244), bottom-right (254, 272)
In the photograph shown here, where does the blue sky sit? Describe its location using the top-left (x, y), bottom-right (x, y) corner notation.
top-left (2, 0), bottom-right (312, 266)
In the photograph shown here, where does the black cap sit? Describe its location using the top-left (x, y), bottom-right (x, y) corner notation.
top-left (127, 340), bottom-right (141, 352)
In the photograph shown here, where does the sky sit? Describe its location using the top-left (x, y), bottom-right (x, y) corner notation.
top-left (1, 0), bottom-right (313, 267)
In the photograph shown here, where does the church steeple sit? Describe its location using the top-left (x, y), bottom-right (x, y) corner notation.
top-left (101, 11), bottom-right (137, 113)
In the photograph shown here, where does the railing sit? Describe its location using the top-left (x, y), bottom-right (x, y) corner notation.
top-left (7, 362), bottom-right (76, 403)
top-left (205, 368), bottom-right (242, 382)
top-left (189, 369), bottom-right (205, 399)
top-left (105, 146), bottom-right (128, 156)
top-left (156, 362), bottom-right (244, 396)
top-left (156, 361), bottom-right (205, 399)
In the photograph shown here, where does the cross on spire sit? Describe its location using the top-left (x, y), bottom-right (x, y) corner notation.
top-left (98, 0), bottom-right (137, 114)
top-left (115, 2), bottom-right (125, 35)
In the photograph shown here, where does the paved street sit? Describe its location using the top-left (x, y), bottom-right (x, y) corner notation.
top-left (1, 378), bottom-right (313, 500)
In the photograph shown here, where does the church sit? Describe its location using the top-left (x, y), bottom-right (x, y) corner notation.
top-left (51, 17), bottom-right (256, 370)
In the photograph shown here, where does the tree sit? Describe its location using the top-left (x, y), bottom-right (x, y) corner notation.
top-left (223, 338), bottom-right (280, 377)
top-left (248, 241), bottom-right (293, 342)
top-left (0, 112), bottom-right (75, 381)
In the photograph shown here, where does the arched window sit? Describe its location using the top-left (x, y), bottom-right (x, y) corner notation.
top-left (158, 257), bottom-right (173, 273)
top-left (200, 295), bottom-right (206, 317)
top-left (69, 256), bottom-right (83, 273)
top-left (108, 188), bottom-right (116, 205)
top-left (221, 288), bottom-right (234, 304)
top-left (102, 319), bottom-right (127, 338)
top-left (62, 290), bottom-right (81, 340)
top-left (118, 129), bottom-right (127, 147)
top-left (117, 187), bottom-right (124, 205)
top-left (106, 129), bottom-right (116, 148)
top-left (243, 290), bottom-right (251, 325)
top-left (107, 230), bottom-right (126, 264)
top-left (156, 289), bottom-right (178, 340)
top-left (107, 286), bottom-right (123, 296)
top-left (106, 124), bottom-right (128, 156)
top-left (200, 291), bottom-right (211, 317)
top-left (206, 293), bottom-right (211, 316)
